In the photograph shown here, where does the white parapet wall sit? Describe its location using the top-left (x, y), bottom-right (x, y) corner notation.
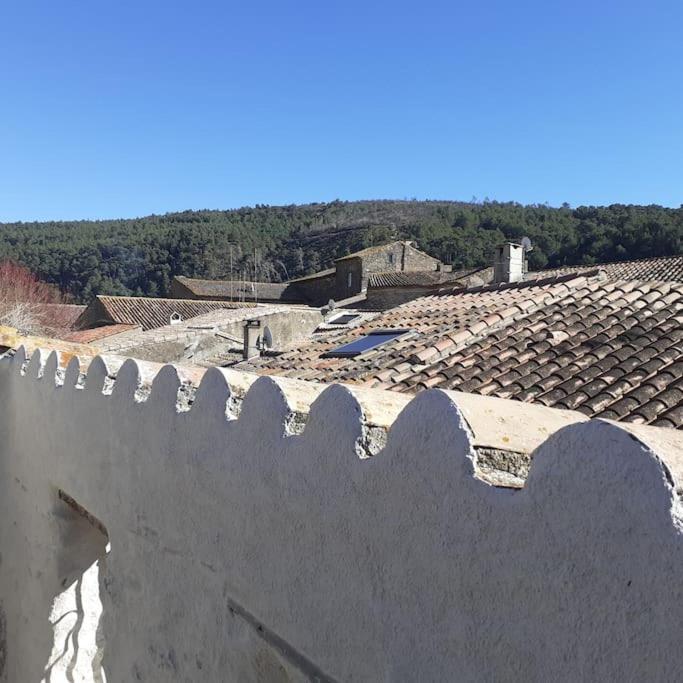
top-left (1, 347), bottom-right (683, 682)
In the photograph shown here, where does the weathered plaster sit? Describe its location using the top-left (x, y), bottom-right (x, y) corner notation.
top-left (2, 348), bottom-right (683, 681)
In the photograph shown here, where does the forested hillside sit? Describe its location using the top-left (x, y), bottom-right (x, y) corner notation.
top-left (1, 200), bottom-right (681, 302)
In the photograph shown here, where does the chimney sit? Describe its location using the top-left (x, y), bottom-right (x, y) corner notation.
top-left (493, 242), bottom-right (526, 284)
top-left (243, 319), bottom-right (261, 360)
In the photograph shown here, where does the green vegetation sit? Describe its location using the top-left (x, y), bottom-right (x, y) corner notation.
top-left (1, 200), bottom-right (681, 302)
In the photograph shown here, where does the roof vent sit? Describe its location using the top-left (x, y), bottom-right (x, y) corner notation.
top-left (170, 312), bottom-right (183, 325)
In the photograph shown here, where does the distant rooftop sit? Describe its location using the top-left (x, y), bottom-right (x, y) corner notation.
top-left (287, 268), bottom-right (336, 283)
top-left (368, 267), bottom-right (490, 289)
top-left (74, 295), bottom-right (254, 332)
top-left (528, 253), bottom-right (683, 283)
top-left (172, 276), bottom-right (307, 303)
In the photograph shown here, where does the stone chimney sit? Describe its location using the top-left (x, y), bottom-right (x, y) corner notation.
top-left (243, 319), bottom-right (262, 360)
top-left (493, 242), bottom-right (526, 284)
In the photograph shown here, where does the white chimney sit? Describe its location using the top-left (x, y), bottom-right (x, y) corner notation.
top-left (494, 242), bottom-right (526, 284)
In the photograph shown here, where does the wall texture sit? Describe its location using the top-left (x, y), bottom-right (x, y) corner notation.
top-left (2, 348), bottom-right (683, 682)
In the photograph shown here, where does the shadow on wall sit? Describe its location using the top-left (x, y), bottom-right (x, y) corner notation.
top-left (42, 492), bottom-right (109, 683)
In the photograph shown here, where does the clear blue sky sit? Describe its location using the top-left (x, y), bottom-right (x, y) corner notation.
top-left (1, 1), bottom-right (681, 221)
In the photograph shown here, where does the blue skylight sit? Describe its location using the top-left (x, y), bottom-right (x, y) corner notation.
top-left (323, 330), bottom-right (408, 358)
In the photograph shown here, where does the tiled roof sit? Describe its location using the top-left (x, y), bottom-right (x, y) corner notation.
top-left (243, 272), bottom-right (683, 429)
top-left (62, 324), bottom-right (140, 344)
top-left (368, 267), bottom-right (490, 289)
top-left (75, 296), bottom-right (254, 332)
top-left (174, 276), bottom-right (306, 302)
top-left (529, 254), bottom-right (683, 282)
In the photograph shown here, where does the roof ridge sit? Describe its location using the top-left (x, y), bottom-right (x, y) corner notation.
top-left (563, 252), bottom-right (683, 269)
top-left (527, 253), bottom-right (683, 281)
top-left (175, 275), bottom-right (286, 286)
top-left (96, 294), bottom-right (252, 306)
top-left (287, 267), bottom-right (336, 283)
top-left (437, 269), bottom-right (604, 297)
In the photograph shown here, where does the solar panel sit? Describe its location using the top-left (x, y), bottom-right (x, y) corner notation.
top-left (323, 330), bottom-right (408, 358)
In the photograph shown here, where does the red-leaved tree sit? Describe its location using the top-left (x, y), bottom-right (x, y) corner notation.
top-left (0, 260), bottom-right (74, 336)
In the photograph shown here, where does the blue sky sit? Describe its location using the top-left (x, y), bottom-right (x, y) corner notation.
top-left (1, 1), bottom-right (681, 221)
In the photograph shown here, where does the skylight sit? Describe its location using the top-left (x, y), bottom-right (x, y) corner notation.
top-left (329, 313), bottom-right (360, 325)
top-left (323, 329), bottom-right (409, 358)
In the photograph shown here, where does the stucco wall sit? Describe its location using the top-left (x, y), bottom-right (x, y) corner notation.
top-left (2, 349), bottom-right (683, 681)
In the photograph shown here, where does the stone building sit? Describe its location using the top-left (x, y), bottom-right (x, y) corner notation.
top-left (170, 241), bottom-right (447, 307)
top-left (359, 266), bottom-right (493, 310)
top-left (331, 241), bottom-right (442, 301)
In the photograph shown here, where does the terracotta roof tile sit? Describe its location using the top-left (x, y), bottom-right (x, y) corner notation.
top-left (240, 266), bottom-right (683, 428)
top-left (528, 254), bottom-right (683, 282)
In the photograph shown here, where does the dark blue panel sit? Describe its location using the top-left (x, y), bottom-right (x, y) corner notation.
top-left (324, 331), bottom-right (404, 357)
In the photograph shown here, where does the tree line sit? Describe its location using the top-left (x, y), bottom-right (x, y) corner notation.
top-left (0, 200), bottom-right (681, 302)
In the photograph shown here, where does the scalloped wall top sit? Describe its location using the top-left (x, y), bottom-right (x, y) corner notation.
top-left (2, 344), bottom-right (683, 681)
top-left (5, 344), bottom-right (683, 474)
